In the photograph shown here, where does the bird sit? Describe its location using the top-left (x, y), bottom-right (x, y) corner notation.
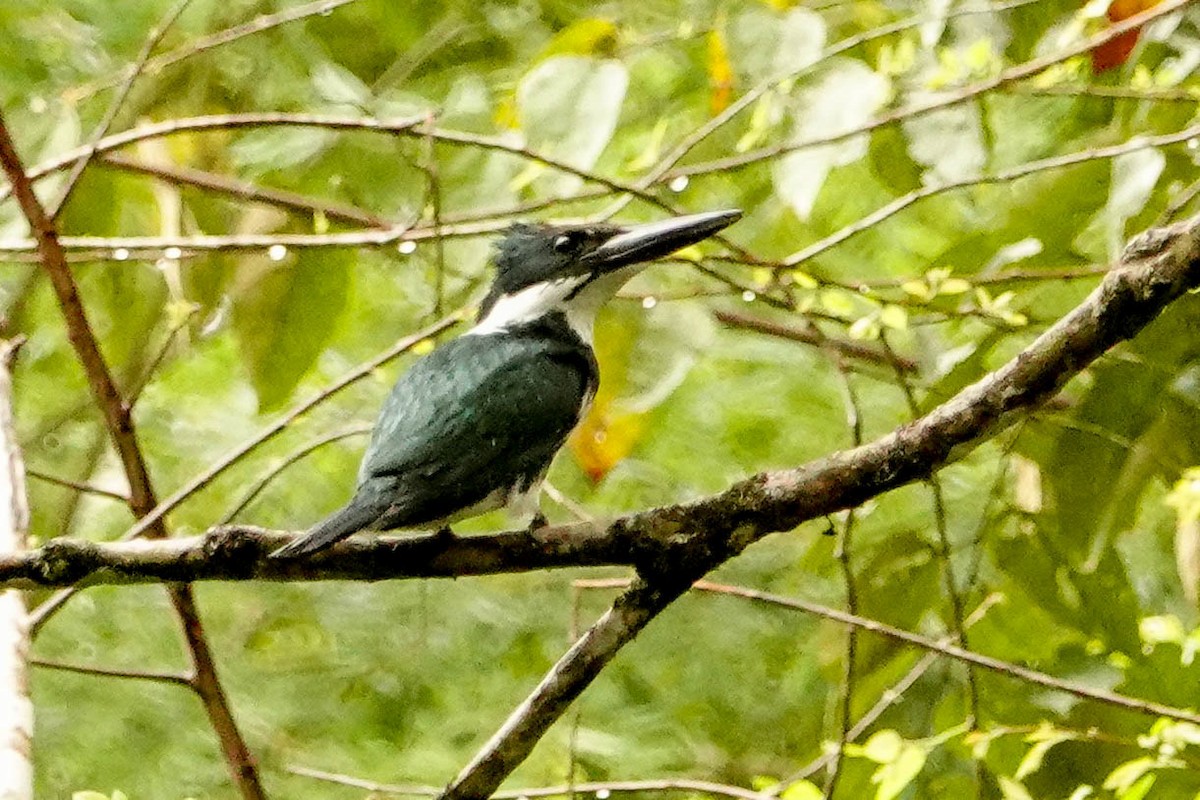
top-left (269, 208), bottom-right (742, 559)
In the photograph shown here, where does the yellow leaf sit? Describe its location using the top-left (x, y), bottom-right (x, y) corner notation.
top-left (862, 729), bottom-right (904, 763)
top-left (538, 18), bottom-right (619, 60)
top-left (939, 278), bottom-right (971, 295)
top-left (880, 304), bottom-right (908, 330)
top-left (706, 29), bottom-right (734, 116)
top-left (849, 316), bottom-right (880, 340)
top-left (790, 270), bottom-right (819, 289)
top-left (569, 403), bottom-right (644, 483)
top-left (820, 289), bottom-right (856, 317)
top-left (493, 94), bottom-right (519, 129)
top-left (901, 280), bottom-right (933, 300)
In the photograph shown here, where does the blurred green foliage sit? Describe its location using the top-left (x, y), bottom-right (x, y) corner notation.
top-left (4, 0), bottom-right (1200, 798)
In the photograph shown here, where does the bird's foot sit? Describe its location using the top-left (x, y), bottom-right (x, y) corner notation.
top-left (433, 525), bottom-right (457, 544)
top-left (527, 511), bottom-right (548, 531)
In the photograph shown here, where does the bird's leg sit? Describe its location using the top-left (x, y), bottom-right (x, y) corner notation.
top-left (528, 511), bottom-right (548, 531)
top-left (433, 525), bottom-right (457, 543)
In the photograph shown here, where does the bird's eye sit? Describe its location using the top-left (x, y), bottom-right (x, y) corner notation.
top-left (553, 233), bottom-right (578, 253)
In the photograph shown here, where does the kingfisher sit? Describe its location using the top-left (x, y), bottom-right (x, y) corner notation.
top-left (270, 208), bottom-right (742, 559)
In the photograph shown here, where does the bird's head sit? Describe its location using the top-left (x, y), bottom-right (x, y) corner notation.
top-left (472, 209), bottom-right (742, 342)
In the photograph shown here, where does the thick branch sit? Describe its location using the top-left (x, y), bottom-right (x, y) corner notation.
top-left (0, 523), bottom-right (629, 589)
top-left (0, 217), bottom-right (1197, 594)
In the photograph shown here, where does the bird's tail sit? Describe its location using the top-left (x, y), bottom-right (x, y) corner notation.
top-left (269, 499), bottom-right (385, 559)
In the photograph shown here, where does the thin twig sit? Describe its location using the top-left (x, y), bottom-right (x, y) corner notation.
top-left (1159, 175), bottom-right (1200, 225)
top-left (29, 656), bottom-right (192, 688)
top-left (714, 309), bottom-right (918, 372)
top-left (442, 577), bottom-right (694, 800)
top-left (219, 425), bottom-right (372, 524)
top-left (128, 303), bottom-right (200, 406)
top-left (1012, 83), bottom-right (1200, 104)
top-left (5, 112), bottom-right (665, 215)
top-left (823, 350), bottom-right (863, 799)
top-left (100, 153), bottom-right (390, 228)
top-left (638, 0), bottom-right (1044, 190)
top-left (291, 765), bottom-right (782, 800)
top-left (25, 468), bottom-right (129, 503)
top-left (882, 330), bottom-right (979, 727)
top-left (688, 583), bottom-right (1200, 724)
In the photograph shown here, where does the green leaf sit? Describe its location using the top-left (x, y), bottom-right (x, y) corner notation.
top-left (231, 127), bottom-right (336, 173)
top-left (1118, 774), bottom-right (1156, 800)
top-left (516, 56), bottom-right (627, 194)
top-left (537, 18), bottom-right (618, 59)
top-left (1167, 468), bottom-right (1200, 524)
top-left (880, 304), bottom-right (908, 330)
top-left (862, 729), bottom-right (904, 763)
top-left (312, 61), bottom-right (371, 107)
top-left (872, 742), bottom-right (926, 800)
top-left (232, 248), bottom-right (353, 412)
top-left (772, 59), bottom-right (890, 220)
top-left (779, 780), bottom-right (823, 800)
top-left (1103, 757), bottom-right (1156, 794)
top-left (902, 103), bottom-right (985, 184)
top-left (998, 777), bottom-right (1035, 800)
top-left (1015, 727), bottom-right (1073, 780)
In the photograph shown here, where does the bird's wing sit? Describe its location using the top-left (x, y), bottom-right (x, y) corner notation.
top-left (358, 332), bottom-right (593, 526)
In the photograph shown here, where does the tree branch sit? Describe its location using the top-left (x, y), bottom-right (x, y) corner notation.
top-left (0, 522), bottom-right (630, 589)
top-left (0, 215), bottom-right (1194, 592)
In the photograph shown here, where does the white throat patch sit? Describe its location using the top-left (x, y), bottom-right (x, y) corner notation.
top-left (468, 276), bottom-right (587, 337)
top-left (467, 265), bottom-right (644, 344)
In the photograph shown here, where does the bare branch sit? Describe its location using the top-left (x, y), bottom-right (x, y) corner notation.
top-left (0, 522), bottom-right (629, 589)
top-left (781, 123), bottom-right (1200, 270)
top-left (25, 468), bottom-right (129, 503)
top-left (219, 426), bottom-right (372, 524)
top-left (29, 657), bottom-right (192, 688)
top-left (99, 153), bottom-right (390, 228)
top-left (291, 765), bottom-right (782, 800)
top-left (714, 309), bottom-right (918, 372)
top-left (443, 577), bottom-right (691, 800)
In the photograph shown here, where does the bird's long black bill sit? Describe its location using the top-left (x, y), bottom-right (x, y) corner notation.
top-left (586, 208), bottom-right (742, 272)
